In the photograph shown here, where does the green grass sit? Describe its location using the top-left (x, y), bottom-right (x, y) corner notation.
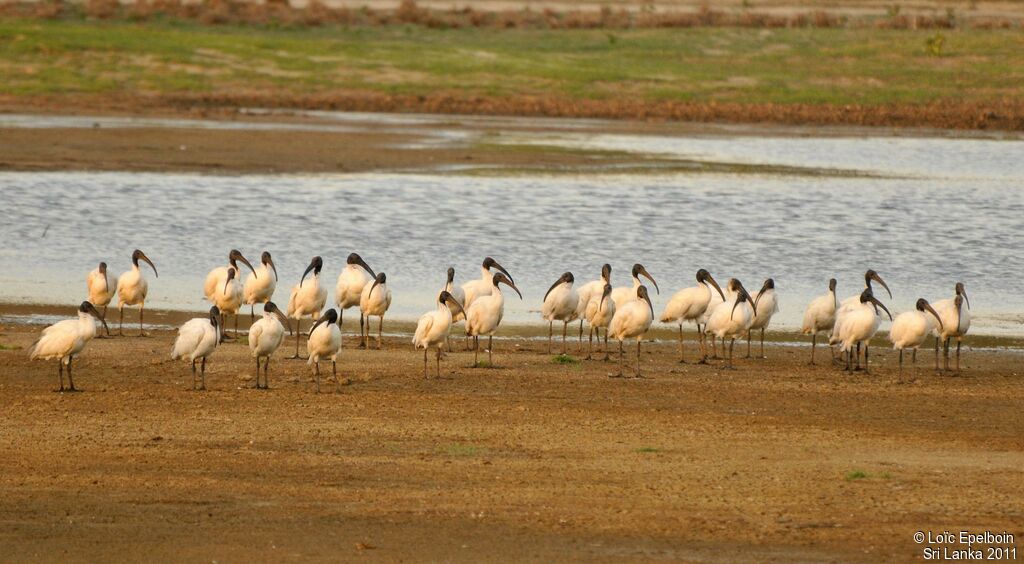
top-left (636, 447), bottom-right (660, 453)
top-left (551, 354), bottom-right (579, 365)
top-left (0, 343), bottom-right (22, 351)
top-left (443, 443), bottom-right (486, 457)
top-left (845, 470), bottom-right (869, 480)
top-left (1, 18), bottom-right (1022, 106)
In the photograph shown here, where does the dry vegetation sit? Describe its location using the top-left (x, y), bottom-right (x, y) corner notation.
top-left (2, 0), bottom-right (1020, 29)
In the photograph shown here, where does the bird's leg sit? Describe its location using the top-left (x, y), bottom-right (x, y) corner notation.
top-left (845, 348), bottom-right (852, 373)
top-left (912, 348), bottom-right (917, 364)
top-left (854, 342), bottom-right (862, 371)
top-left (587, 326), bottom-right (594, 360)
top-left (678, 323), bottom-right (685, 363)
top-left (254, 357), bottom-right (260, 389)
top-left (955, 339), bottom-right (962, 375)
top-left (696, 325), bottom-right (708, 365)
top-left (547, 321), bottom-right (553, 355)
top-left (898, 349), bottom-right (904, 383)
top-left (118, 306), bottom-right (124, 336)
top-left (435, 347), bottom-right (441, 378)
top-left (602, 329), bottom-right (610, 362)
top-left (934, 336), bottom-right (941, 371)
top-left (234, 312), bottom-right (239, 340)
top-left (474, 336), bottom-right (479, 366)
top-left (337, 308), bottom-right (343, 329)
top-left (611, 339), bottom-right (624, 378)
top-left (562, 321), bottom-right (568, 356)
top-left (745, 331), bottom-right (752, 359)
top-left (423, 348), bottom-right (428, 379)
top-left (66, 356), bottom-right (76, 391)
top-left (251, 304), bottom-right (255, 324)
top-left (810, 333), bottom-right (817, 365)
top-left (332, 360), bottom-right (338, 393)
top-left (760, 328), bottom-right (766, 359)
top-left (377, 316), bottom-right (384, 350)
top-left (314, 361), bottom-right (320, 394)
top-left (289, 319), bottom-right (302, 359)
top-left (635, 339), bottom-right (642, 378)
top-left (57, 360), bottom-right (64, 392)
top-left (191, 360), bottom-right (196, 390)
top-left (864, 344), bottom-right (870, 374)
top-left (577, 319), bottom-right (584, 354)
top-left (138, 304), bottom-right (147, 337)
top-left (944, 337), bottom-right (950, 371)
top-left (200, 357), bottom-right (207, 391)
top-left (726, 338), bottom-right (735, 370)
top-left (488, 335), bottom-right (493, 366)
top-left (358, 314), bottom-right (366, 349)
top-left (264, 357), bottom-right (271, 389)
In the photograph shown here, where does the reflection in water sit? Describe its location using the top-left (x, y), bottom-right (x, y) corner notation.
top-left (1, 170), bottom-right (1021, 335)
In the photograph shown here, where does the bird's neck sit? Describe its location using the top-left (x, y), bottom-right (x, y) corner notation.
top-left (480, 266), bottom-right (491, 280)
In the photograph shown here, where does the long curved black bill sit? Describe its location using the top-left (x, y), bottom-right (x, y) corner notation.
top-left (922, 301), bottom-right (943, 331)
top-left (706, 273), bottom-right (725, 301)
top-left (869, 296), bottom-right (893, 321)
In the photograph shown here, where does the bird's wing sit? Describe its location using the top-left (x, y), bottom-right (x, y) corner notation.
top-left (413, 313), bottom-right (435, 347)
top-left (171, 319), bottom-right (207, 360)
top-left (248, 320), bottom-right (265, 353)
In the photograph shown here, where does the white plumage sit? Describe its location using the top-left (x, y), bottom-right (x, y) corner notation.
top-left (306, 309), bottom-right (342, 393)
top-left (890, 298), bottom-right (943, 380)
top-left (360, 272), bottom-right (393, 350)
top-left (830, 289), bottom-right (892, 373)
top-left (29, 301), bottom-right (107, 391)
top-left (704, 281), bottom-right (757, 369)
top-left (86, 262), bottom-right (115, 332)
top-left (660, 269), bottom-right (724, 363)
top-left (801, 278), bottom-right (838, 365)
top-left (747, 279), bottom-right (779, 359)
top-left (573, 264), bottom-right (611, 350)
top-left (116, 249), bottom-right (158, 337)
top-left (461, 257), bottom-right (514, 311)
top-left (607, 285), bottom-right (654, 377)
top-left (204, 249), bottom-right (257, 303)
top-left (541, 272), bottom-right (579, 355)
top-left (611, 263), bottom-right (659, 308)
top-left (334, 252), bottom-right (376, 345)
top-left (170, 306), bottom-right (221, 390)
top-left (932, 282), bottom-right (970, 373)
top-left (414, 291), bottom-right (466, 378)
top-left (243, 251), bottom-right (278, 319)
top-left (211, 267), bottom-right (243, 338)
top-left (248, 301), bottom-right (290, 389)
top-left (584, 283), bottom-right (616, 360)
top-left (465, 272), bottom-right (522, 366)
top-left (286, 256), bottom-right (327, 359)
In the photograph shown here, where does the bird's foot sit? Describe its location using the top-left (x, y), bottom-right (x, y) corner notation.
top-left (677, 358), bottom-right (688, 364)
top-left (136, 332), bottom-right (152, 338)
top-left (287, 354), bottom-right (308, 361)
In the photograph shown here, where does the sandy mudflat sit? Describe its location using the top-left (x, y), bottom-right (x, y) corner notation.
top-left (1, 313), bottom-right (1022, 561)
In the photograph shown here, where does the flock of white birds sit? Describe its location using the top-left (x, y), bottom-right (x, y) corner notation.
top-left (27, 249), bottom-right (972, 392)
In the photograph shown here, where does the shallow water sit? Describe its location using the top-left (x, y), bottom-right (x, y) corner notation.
top-left (1, 112), bottom-right (1022, 336)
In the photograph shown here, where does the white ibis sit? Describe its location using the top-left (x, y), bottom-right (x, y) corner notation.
top-left (29, 301), bottom-right (108, 392)
top-left (585, 283), bottom-right (615, 361)
top-left (439, 267), bottom-right (467, 352)
top-left (889, 298), bottom-right (943, 381)
top-left (465, 272), bottom-right (522, 366)
top-left (413, 290), bottom-right (467, 379)
top-left (248, 301), bottom-right (291, 389)
top-left (334, 253), bottom-right (376, 346)
top-left (204, 249), bottom-right (257, 302)
top-left (170, 306), bottom-right (221, 391)
top-left (541, 271), bottom-right (579, 355)
top-left (210, 267), bottom-right (243, 340)
top-left (932, 282), bottom-right (971, 374)
top-left (307, 309), bottom-right (342, 393)
top-left (286, 256), bottom-right (327, 359)
top-left (747, 278), bottom-right (779, 359)
top-left (831, 288), bottom-right (892, 373)
top-left (116, 249), bottom-right (158, 337)
top-left (704, 280), bottom-right (757, 369)
top-left (801, 278), bottom-right (838, 365)
top-left (244, 251), bottom-right (278, 321)
top-left (660, 269), bottom-right (725, 363)
top-left (607, 285), bottom-right (654, 378)
top-left (359, 272), bottom-right (392, 350)
top-left (461, 257), bottom-right (514, 310)
top-left (86, 261), bottom-right (114, 336)
top-left (699, 277), bottom-right (739, 362)
top-left (574, 264), bottom-right (611, 350)
top-left (611, 263), bottom-right (659, 308)
top-left (832, 270), bottom-right (892, 369)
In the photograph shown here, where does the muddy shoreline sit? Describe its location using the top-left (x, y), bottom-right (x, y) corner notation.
top-left (1, 320), bottom-right (1022, 561)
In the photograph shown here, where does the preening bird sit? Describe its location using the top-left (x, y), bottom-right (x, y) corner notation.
top-left (86, 262), bottom-right (114, 335)
top-left (611, 263), bottom-right (659, 308)
top-left (461, 257), bottom-right (514, 311)
top-left (204, 249), bottom-right (257, 302)
top-left (747, 278), bottom-right (779, 359)
top-left (248, 301), bottom-right (291, 389)
top-left (211, 267), bottom-right (243, 340)
top-left (704, 279), bottom-right (758, 369)
top-left (932, 282), bottom-right (971, 374)
top-left (334, 252), bottom-right (376, 346)
top-left (29, 301), bottom-right (108, 392)
top-left (413, 290), bottom-right (467, 379)
top-left (584, 283), bottom-right (616, 360)
top-left (170, 306), bottom-right (221, 391)
top-left (660, 269), bottom-right (725, 363)
top-left (286, 255), bottom-right (327, 359)
top-left (116, 249), bottom-right (158, 337)
top-left (890, 298), bottom-right (943, 381)
top-left (541, 271), bottom-right (579, 355)
top-left (700, 277), bottom-right (739, 361)
top-left (802, 278), bottom-right (838, 365)
top-left (440, 267), bottom-right (467, 322)
top-left (306, 309), bottom-right (342, 393)
top-left (607, 285), bottom-right (654, 378)
top-left (830, 288), bottom-right (892, 373)
top-left (465, 272), bottom-right (522, 366)
top-left (244, 251), bottom-right (278, 321)
top-left (574, 264), bottom-right (611, 350)
top-left (360, 272), bottom-right (392, 350)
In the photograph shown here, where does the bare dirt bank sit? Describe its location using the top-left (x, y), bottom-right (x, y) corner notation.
top-left (1, 317), bottom-right (1022, 561)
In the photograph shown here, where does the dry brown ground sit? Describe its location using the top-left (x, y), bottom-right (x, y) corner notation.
top-left (1, 316), bottom-right (1022, 562)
